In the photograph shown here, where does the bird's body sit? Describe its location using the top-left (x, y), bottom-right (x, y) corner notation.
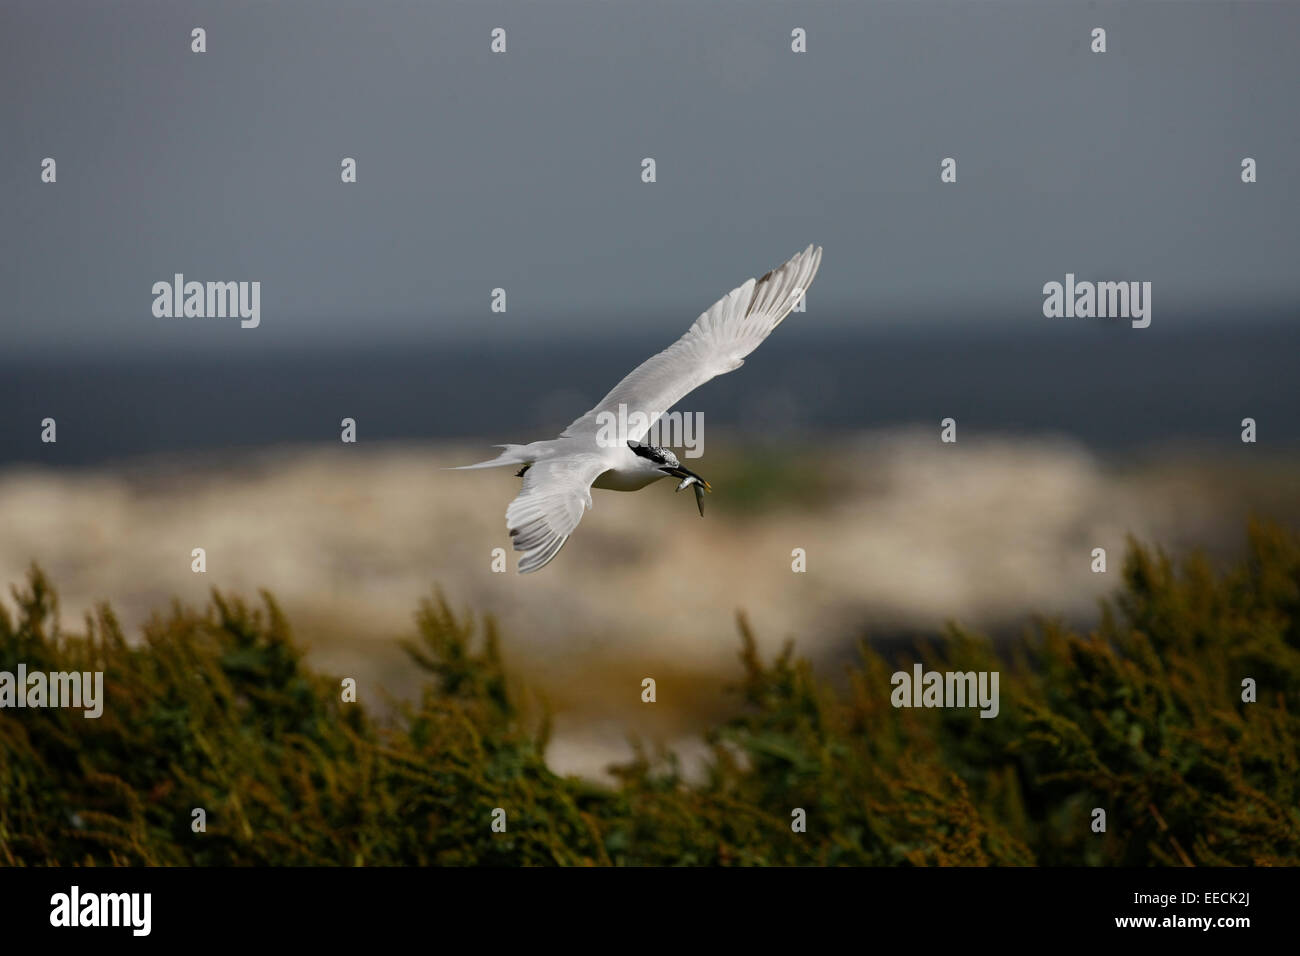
top-left (590, 447), bottom-right (669, 492)
top-left (503, 439), bottom-right (664, 491)
top-left (454, 245), bottom-right (823, 572)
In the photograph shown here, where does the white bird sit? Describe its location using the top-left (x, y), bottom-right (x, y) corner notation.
top-left (454, 245), bottom-right (823, 572)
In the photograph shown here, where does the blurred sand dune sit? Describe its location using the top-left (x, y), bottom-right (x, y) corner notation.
top-left (1, 432), bottom-right (1293, 778)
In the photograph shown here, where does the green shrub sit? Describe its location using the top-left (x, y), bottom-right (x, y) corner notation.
top-left (1, 522), bottom-right (1296, 866)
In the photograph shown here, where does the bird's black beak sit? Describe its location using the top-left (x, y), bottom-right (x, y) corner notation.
top-left (664, 464), bottom-right (711, 517)
top-left (664, 464), bottom-right (712, 492)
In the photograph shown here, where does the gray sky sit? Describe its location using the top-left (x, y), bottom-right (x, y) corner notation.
top-left (2, 0), bottom-right (1297, 356)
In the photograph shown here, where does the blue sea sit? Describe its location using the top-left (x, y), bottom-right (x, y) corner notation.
top-left (3, 319), bottom-right (1297, 467)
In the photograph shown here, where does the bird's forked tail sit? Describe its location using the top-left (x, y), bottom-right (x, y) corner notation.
top-left (448, 444), bottom-right (530, 470)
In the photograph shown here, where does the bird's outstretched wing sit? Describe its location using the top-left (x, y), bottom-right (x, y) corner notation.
top-left (561, 245), bottom-right (822, 442)
top-left (506, 454), bottom-right (608, 573)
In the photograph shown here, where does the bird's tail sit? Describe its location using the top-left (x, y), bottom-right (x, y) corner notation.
top-left (448, 444), bottom-right (530, 470)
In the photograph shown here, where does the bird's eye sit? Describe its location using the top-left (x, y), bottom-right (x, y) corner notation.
top-left (628, 442), bottom-right (661, 464)
top-left (628, 442), bottom-right (671, 465)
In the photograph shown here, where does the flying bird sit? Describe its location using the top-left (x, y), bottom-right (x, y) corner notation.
top-left (454, 245), bottom-right (823, 572)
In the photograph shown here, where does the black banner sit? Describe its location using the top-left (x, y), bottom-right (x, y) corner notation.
top-left (0, 866), bottom-right (1289, 943)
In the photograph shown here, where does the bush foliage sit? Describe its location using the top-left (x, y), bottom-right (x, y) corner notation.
top-left (1, 522), bottom-right (1297, 866)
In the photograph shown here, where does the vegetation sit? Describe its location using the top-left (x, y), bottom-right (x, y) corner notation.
top-left (1, 522), bottom-right (1297, 866)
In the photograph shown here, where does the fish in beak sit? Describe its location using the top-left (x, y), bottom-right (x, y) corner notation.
top-left (666, 464), bottom-right (711, 516)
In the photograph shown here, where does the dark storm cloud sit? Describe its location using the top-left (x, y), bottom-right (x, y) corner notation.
top-left (1, 0), bottom-right (1296, 356)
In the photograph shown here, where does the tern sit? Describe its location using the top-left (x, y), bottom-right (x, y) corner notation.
top-left (455, 245), bottom-right (823, 572)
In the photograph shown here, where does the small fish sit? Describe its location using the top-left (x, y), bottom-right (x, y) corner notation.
top-left (672, 470), bottom-right (710, 515)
